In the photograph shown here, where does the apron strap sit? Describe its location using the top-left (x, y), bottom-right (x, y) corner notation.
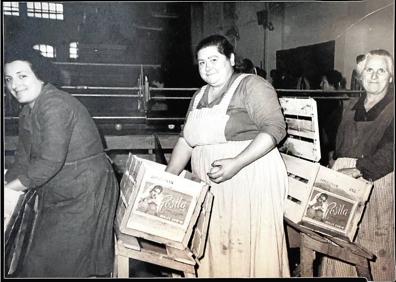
top-left (191, 73), bottom-right (252, 111)
top-left (218, 73), bottom-right (251, 110)
top-left (192, 85), bottom-right (208, 109)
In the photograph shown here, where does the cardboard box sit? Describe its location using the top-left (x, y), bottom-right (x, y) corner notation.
top-left (115, 153), bottom-right (212, 251)
top-left (300, 165), bottom-right (373, 241)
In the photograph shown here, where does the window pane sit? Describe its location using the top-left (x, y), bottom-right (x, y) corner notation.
top-left (69, 42), bottom-right (79, 59)
top-left (32, 44), bottom-right (56, 58)
top-left (3, 2), bottom-right (20, 16)
top-left (27, 2), bottom-right (64, 21)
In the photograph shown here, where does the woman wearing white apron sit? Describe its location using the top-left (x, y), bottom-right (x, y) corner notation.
top-left (166, 35), bottom-right (290, 277)
top-left (320, 50), bottom-right (394, 281)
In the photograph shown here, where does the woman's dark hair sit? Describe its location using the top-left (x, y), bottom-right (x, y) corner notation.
top-left (4, 46), bottom-right (61, 86)
top-left (324, 70), bottom-right (345, 90)
top-left (235, 58), bottom-right (255, 74)
top-left (195, 34), bottom-right (234, 59)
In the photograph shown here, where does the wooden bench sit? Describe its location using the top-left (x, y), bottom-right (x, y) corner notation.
top-left (286, 218), bottom-right (375, 279)
top-left (114, 232), bottom-right (197, 278)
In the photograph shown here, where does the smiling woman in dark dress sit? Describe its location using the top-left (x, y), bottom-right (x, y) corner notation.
top-left (4, 48), bottom-right (119, 278)
top-left (320, 49), bottom-right (394, 281)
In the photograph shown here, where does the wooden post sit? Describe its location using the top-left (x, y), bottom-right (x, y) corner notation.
top-left (300, 233), bottom-right (316, 277)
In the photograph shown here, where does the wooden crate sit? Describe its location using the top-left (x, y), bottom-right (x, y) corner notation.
top-left (280, 97), bottom-right (373, 242)
top-left (115, 154), bottom-right (213, 253)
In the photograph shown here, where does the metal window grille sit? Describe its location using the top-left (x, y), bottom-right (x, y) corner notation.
top-left (27, 2), bottom-right (63, 20)
top-left (33, 44), bottom-right (56, 58)
top-left (69, 42), bottom-right (79, 59)
top-left (3, 2), bottom-right (20, 16)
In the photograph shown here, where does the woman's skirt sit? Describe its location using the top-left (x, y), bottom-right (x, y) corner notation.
top-left (191, 140), bottom-right (290, 277)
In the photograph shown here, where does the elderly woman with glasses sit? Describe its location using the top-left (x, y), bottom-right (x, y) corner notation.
top-left (320, 49), bottom-right (394, 281)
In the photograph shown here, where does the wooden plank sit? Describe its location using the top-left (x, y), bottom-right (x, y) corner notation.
top-left (4, 134), bottom-right (178, 152)
top-left (287, 128), bottom-right (316, 140)
top-left (282, 154), bottom-right (320, 223)
top-left (116, 254), bottom-right (130, 278)
top-left (280, 97), bottom-right (317, 117)
top-left (166, 246), bottom-right (195, 265)
top-left (104, 134), bottom-right (178, 150)
top-left (280, 138), bottom-right (321, 162)
top-left (104, 135), bottom-right (155, 150)
top-left (190, 192), bottom-right (214, 259)
top-left (302, 234), bottom-right (368, 266)
top-left (279, 97), bottom-right (321, 162)
top-left (285, 201), bottom-right (305, 223)
top-left (300, 234), bottom-right (316, 277)
top-left (282, 153), bottom-right (320, 181)
top-left (117, 233), bottom-right (141, 251)
top-left (156, 135), bottom-right (179, 149)
top-left (117, 239), bottom-right (195, 274)
top-left (287, 178), bottom-right (311, 199)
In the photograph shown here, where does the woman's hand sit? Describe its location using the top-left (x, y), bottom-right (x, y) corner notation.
top-left (165, 137), bottom-right (193, 176)
top-left (207, 158), bottom-right (242, 184)
top-left (336, 167), bottom-right (362, 178)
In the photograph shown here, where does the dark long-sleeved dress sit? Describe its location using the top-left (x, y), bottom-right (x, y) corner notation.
top-left (5, 83), bottom-right (119, 277)
top-left (321, 89), bottom-right (394, 281)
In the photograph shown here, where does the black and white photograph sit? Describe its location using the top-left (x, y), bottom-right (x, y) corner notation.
top-left (2, 1), bottom-right (394, 280)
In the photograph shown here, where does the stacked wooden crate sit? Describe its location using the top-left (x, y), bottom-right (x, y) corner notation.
top-left (279, 97), bottom-right (373, 242)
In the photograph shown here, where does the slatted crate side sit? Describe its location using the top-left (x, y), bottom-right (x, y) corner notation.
top-left (282, 153), bottom-right (320, 224)
top-left (190, 191), bottom-right (214, 259)
top-left (279, 97), bottom-right (321, 163)
top-left (279, 97), bottom-right (318, 117)
top-left (280, 138), bottom-right (320, 162)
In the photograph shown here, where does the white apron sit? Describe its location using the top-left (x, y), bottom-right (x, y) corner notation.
top-left (184, 74), bottom-right (290, 277)
top-left (320, 158), bottom-right (395, 281)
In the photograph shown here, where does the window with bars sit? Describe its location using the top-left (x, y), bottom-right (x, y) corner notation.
top-left (27, 2), bottom-right (64, 20)
top-left (33, 44), bottom-right (56, 58)
top-left (3, 2), bottom-right (20, 16)
top-left (69, 42), bottom-right (79, 59)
